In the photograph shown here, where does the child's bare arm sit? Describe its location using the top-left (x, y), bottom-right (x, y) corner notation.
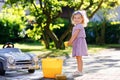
top-left (68, 29), bottom-right (80, 46)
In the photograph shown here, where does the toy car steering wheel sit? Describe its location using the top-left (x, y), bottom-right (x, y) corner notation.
top-left (3, 42), bottom-right (14, 48)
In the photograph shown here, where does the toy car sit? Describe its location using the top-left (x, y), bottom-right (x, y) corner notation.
top-left (0, 42), bottom-right (40, 75)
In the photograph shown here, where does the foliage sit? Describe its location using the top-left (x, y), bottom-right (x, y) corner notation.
top-left (53, 18), bottom-right (69, 38)
top-left (4, 0), bottom-right (120, 49)
top-left (86, 21), bottom-right (120, 44)
top-left (105, 22), bottom-right (120, 43)
top-left (0, 8), bottom-right (25, 43)
top-left (85, 22), bottom-right (96, 44)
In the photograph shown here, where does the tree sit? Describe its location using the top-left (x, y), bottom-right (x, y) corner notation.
top-left (5, 0), bottom-right (120, 49)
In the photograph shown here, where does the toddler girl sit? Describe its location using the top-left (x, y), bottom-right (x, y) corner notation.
top-left (68, 10), bottom-right (89, 76)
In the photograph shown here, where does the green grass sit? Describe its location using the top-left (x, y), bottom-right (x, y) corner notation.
top-left (0, 43), bottom-right (119, 58)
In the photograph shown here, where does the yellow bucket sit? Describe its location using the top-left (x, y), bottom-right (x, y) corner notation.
top-left (42, 58), bottom-right (63, 78)
top-left (64, 41), bottom-right (68, 47)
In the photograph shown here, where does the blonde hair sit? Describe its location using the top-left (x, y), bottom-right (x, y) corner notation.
top-left (71, 10), bottom-right (89, 27)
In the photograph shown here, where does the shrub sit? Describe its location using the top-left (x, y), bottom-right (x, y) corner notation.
top-left (86, 21), bottom-right (120, 44)
top-left (0, 13), bottom-right (25, 43)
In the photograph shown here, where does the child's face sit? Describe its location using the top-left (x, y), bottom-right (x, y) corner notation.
top-left (73, 14), bottom-right (83, 25)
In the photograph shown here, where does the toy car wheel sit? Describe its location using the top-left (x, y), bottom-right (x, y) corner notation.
top-left (0, 62), bottom-right (5, 75)
top-left (28, 69), bottom-right (35, 73)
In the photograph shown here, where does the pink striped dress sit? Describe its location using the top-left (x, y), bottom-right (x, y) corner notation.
top-left (72, 24), bottom-right (88, 57)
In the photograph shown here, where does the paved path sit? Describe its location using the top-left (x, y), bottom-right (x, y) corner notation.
top-left (40, 48), bottom-right (120, 80)
top-left (0, 48), bottom-right (120, 80)
top-left (63, 48), bottom-right (120, 80)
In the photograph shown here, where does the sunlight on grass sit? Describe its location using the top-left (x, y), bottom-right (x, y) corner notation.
top-left (15, 43), bottom-right (44, 49)
top-left (88, 47), bottom-right (106, 54)
top-left (0, 43), bottom-right (119, 57)
top-left (88, 45), bottom-right (107, 54)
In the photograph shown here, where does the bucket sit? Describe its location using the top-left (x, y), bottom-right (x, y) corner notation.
top-left (42, 58), bottom-right (63, 78)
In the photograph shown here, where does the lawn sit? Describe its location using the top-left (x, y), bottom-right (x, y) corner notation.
top-left (0, 43), bottom-right (119, 58)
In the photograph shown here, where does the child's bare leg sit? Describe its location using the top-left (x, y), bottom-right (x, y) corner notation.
top-left (76, 56), bottom-right (83, 72)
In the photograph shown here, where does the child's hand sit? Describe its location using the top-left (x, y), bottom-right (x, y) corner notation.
top-left (64, 41), bottom-right (69, 47)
